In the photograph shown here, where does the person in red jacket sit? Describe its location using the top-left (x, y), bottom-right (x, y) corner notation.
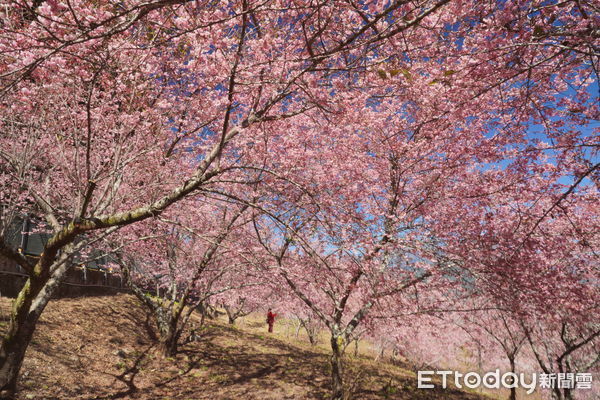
top-left (266, 308), bottom-right (277, 333)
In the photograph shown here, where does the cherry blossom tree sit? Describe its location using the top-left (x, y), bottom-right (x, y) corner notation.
top-left (0, 0), bottom-right (597, 398)
top-left (459, 310), bottom-right (527, 400)
top-left (246, 99), bottom-right (597, 400)
top-left (436, 188), bottom-right (600, 400)
top-left (115, 199), bottom-right (251, 356)
top-left (219, 283), bottom-right (275, 325)
top-left (291, 306), bottom-right (325, 346)
top-left (522, 312), bottom-right (600, 400)
top-left (1, 0), bottom-right (467, 394)
top-left (251, 202), bottom-right (447, 399)
top-left (243, 5), bottom-right (597, 394)
top-left (221, 296), bottom-right (255, 325)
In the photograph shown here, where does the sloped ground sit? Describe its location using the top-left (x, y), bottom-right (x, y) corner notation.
top-left (0, 295), bottom-right (490, 400)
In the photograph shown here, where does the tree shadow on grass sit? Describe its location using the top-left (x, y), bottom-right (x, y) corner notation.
top-left (16, 296), bottom-right (161, 400)
top-left (177, 323), bottom-right (332, 399)
top-left (12, 296), bottom-right (491, 400)
top-left (97, 344), bottom-right (156, 400)
top-left (184, 323), bottom-right (487, 400)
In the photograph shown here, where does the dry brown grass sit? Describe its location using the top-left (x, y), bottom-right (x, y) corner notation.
top-left (0, 294), bottom-right (493, 400)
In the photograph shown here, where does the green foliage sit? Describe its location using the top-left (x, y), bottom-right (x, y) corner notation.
top-left (382, 379), bottom-right (398, 398)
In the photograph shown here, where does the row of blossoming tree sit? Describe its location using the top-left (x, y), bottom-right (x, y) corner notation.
top-left (0, 0), bottom-right (598, 399)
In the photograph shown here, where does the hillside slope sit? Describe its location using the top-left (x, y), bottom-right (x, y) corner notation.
top-left (0, 295), bottom-right (489, 400)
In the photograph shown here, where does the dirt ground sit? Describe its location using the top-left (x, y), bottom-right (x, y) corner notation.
top-left (0, 294), bottom-right (491, 399)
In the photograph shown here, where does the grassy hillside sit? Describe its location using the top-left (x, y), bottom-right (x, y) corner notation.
top-left (0, 295), bottom-right (491, 400)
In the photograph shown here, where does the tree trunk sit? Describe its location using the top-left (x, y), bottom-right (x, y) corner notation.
top-left (226, 308), bottom-right (236, 325)
top-left (295, 320), bottom-right (301, 338)
top-left (156, 309), bottom-right (180, 358)
top-left (552, 390), bottom-right (564, 400)
top-left (300, 319), bottom-right (318, 346)
top-left (375, 342), bottom-right (385, 362)
top-left (0, 293), bottom-right (39, 399)
top-left (305, 323), bottom-right (316, 345)
top-left (158, 331), bottom-right (178, 358)
top-left (563, 389), bottom-right (572, 400)
top-left (562, 361), bottom-right (572, 400)
top-left (224, 305), bottom-right (236, 324)
top-left (330, 333), bottom-right (345, 400)
top-left (508, 356), bottom-right (516, 400)
top-left (0, 324), bottom-right (34, 399)
top-left (0, 273), bottom-right (58, 399)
